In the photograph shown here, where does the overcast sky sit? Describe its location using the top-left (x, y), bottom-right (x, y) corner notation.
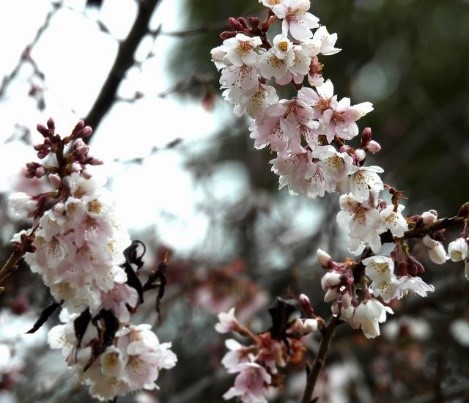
top-left (0, 0), bottom-right (242, 255)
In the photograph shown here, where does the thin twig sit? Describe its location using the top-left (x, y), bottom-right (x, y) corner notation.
top-left (0, 227), bottom-right (37, 293)
top-left (83, 0), bottom-right (162, 137)
top-left (300, 315), bottom-right (341, 403)
top-left (0, 1), bottom-right (61, 97)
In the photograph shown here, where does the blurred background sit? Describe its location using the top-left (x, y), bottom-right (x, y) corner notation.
top-left (0, 0), bottom-right (468, 402)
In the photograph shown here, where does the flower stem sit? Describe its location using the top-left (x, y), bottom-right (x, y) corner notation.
top-left (300, 315), bottom-right (341, 403)
top-left (0, 229), bottom-right (36, 294)
top-left (0, 249), bottom-right (26, 294)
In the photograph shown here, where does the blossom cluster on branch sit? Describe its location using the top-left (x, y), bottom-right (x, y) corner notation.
top-left (210, 0), bottom-right (469, 401)
top-left (5, 118), bottom-right (177, 401)
top-left (0, 1), bottom-right (468, 402)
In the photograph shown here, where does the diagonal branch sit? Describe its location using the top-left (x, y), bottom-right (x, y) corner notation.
top-left (83, 0), bottom-right (162, 138)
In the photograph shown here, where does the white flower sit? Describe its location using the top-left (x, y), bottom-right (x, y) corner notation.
top-left (369, 280), bottom-right (398, 303)
top-left (350, 299), bottom-right (393, 339)
top-left (422, 235), bottom-right (448, 264)
top-left (84, 324), bottom-right (177, 399)
top-left (273, 0), bottom-right (320, 41)
top-left (258, 48), bottom-right (292, 80)
top-left (8, 192), bottom-right (37, 220)
top-left (393, 276), bottom-right (434, 300)
top-left (100, 345), bottom-right (126, 378)
top-left (336, 193), bottom-right (384, 255)
top-left (342, 165), bottom-right (384, 203)
top-left (448, 237), bottom-right (468, 262)
top-left (220, 64), bottom-right (260, 97)
top-left (379, 204), bottom-right (408, 238)
top-left (362, 255), bottom-right (395, 283)
top-left (303, 25), bottom-right (341, 57)
top-left (219, 34), bottom-right (262, 67)
top-left (233, 84), bottom-right (279, 119)
top-left (215, 307), bottom-right (239, 334)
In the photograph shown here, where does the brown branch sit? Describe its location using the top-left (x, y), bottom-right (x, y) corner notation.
top-left (0, 230), bottom-right (36, 294)
top-left (83, 0), bottom-right (162, 138)
top-left (300, 315), bottom-right (341, 403)
top-left (379, 214), bottom-right (466, 244)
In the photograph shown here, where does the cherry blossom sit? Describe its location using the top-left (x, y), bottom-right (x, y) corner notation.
top-left (379, 203), bottom-right (408, 238)
top-left (50, 321), bottom-right (178, 401)
top-left (350, 298), bottom-right (393, 339)
top-left (422, 235), bottom-right (448, 265)
top-left (362, 255), bottom-right (434, 303)
top-left (392, 276), bottom-right (434, 300)
top-left (336, 193), bottom-right (384, 255)
top-left (223, 362), bottom-right (272, 403)
top-left (303, 25), bottom-right (341, 57)
top-left (301, 79), bottom-right (374, 142)
top-left (339, 165), bottom-right (384, 203)
top-left (216, 34), bottom-right (262, 67)
top-left (233, 84), bottom-right (279, 119)
top-left (272, 0), bottom-right (320, 41)
top-left (448, 237), bottom-right (468, 262)
top-left (221, 339), bottom-right (251, 370)
top-left (215, 307), bottom-right (240, 334)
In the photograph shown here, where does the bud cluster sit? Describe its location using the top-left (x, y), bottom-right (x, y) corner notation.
top-left (215, 299), bottom-right (319, 403)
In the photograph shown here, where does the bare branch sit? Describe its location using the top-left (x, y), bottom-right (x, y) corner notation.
top-left (83, 0), bottom-right (162, 138)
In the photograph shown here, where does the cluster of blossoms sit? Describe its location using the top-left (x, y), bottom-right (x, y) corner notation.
top-left (211, 1), bottom-right (469, 400)
top-left (215, 296), bottom-right (319, 403)
top-left (7, 119), bottom-right (177, 401)
top-left (48, 313), bottom-right (176, 400)
top-left (211, 0), bottom-right (468, 337)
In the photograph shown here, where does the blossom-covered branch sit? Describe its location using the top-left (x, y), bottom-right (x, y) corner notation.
top-left (5, 118), bottom-right (177, 401)
top-left (210, 0), bottom-right (469, 401)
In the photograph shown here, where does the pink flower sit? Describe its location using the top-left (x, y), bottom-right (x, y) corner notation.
top-left (221, 339), bottom-right (251, 370)
top-left (223, 362), bottom-right (271, 403)
top-left (302, 79), bottom-right (373, 143)
top-left (215, 308), bottom-right (240, 334)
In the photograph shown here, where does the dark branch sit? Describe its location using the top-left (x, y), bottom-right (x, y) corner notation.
top-left (83, 0), bottom-right (162, 138)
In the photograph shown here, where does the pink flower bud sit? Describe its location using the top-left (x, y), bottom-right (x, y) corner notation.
top-left (220, 31), bottom-right (237, 40)
top-left (354, 148), bottom-right (366, 161)
top-left (248, 16), bottom-right (260, 28)
top-left (366, 140), bottom-right (381, 153)
top-left (48, 173), bottom-right (62, 188)
top-left (361, 127), bottom-right (372, 146)
top-left (227, 17), bottom-right (243, 31)
top-left (316, 248), bottom-right (332, 269)
top-left (299, 293), bottom-right (314, 316)
top-left (421, 210), bottom-right (438, 224)
top-left (47, 117), bottom-right (55, 130)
